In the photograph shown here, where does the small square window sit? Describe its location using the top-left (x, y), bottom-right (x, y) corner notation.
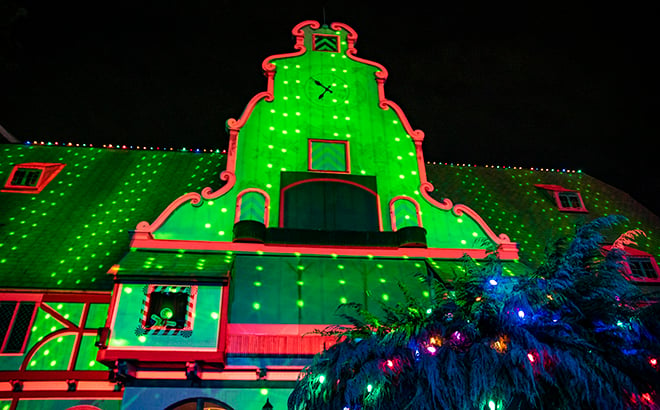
top-left (11, 168), bottom-right (42, 187)
top-left (557, 191), bottom-right (584, 210)
top-left (309, 139), bottom-right (349, 173)
top-left (145, 291), bottom-right (189, 329)
top-left (139, 285), bottom-right (197, 335)
top-left (313, 34), bottom-right (340, 52)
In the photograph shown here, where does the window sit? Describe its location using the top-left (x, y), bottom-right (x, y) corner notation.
top-left (603, 245), bottom-right (660, 283)
top-left (0, 301), bottom-right (38, 354)
top-left (309, 139), bottom-right (349, 173)
top-left (138, 285), bottom-right (197, 336)
top-left (10, 168), bottom-right (42, 187)
top-left (534, 184), bottom-right (587, 213)
top-left (627, 257), bottom-right (658, 280)
top-left (312, 34), bottom-right (340, 52)
top-left (2, 163), bottom-right (65, 194)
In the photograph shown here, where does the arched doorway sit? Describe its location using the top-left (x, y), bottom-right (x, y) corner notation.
top-left (165, 397), bottom-right (234, 410)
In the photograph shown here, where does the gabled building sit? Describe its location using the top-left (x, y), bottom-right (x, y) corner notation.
top-left (1, 21), bottom-right (658, 410)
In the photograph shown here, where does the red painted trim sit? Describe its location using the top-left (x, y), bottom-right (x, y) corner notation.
top-left (0, 370), bottom-right (111, 382)
top-left (42, 292), bottom-right (110, 304)
top-left (229, 324), bottom-right (329, 335)
top-left (97, 349), bottom-right (225, 364)
top-left (67, 303), bottom-right (90, 371)
top-left (278, 178), bottom-right (382, 230)
top-left (389, 196), bottom-right (423, 231)
top-left (307, 139), bottom-right (350, 174)
top-left (0, 293), bottom-right (43, 302)
top-left (218, 278), bottom-right (229, 363)
top-left (1, 163), bottom-right (66, 194)
top-left (235, 188), bottom-right (271, 226)
top-left (0, 391), bottom-right (122, 399)
top-left (103, 283), bottom-right (122, 335)
top-left (129, 236), bottom-right (520, 260)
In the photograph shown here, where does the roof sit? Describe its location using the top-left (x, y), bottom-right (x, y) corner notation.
top-left (1, 143), bottom-right (658, 291)
top-left (0, 144), bottom-right (227, 290)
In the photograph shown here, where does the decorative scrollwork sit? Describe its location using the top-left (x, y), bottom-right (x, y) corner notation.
top-left (420, 182), bottom-right (453, 210)
top-left (202, 171), bottom-right (236, 200)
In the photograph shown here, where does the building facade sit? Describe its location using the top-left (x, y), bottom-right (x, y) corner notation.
top-left (1, 21), bottom-right (659, 410)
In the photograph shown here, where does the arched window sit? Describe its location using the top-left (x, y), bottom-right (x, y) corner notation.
top-left (236, 189), bottom-right (269, 225)
top-left (390, 197), bottom-right (422, 231)
top-left (165, 397), bottom-right (234, 410)
top-left (281, 179), bottom-right (379, 231)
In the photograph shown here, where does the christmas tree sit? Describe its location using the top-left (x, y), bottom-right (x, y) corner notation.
top-left (288, 216), bottom-right (660, 410)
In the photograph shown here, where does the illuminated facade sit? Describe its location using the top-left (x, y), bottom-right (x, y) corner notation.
top-left (1, 21), bottom-right (658, 410)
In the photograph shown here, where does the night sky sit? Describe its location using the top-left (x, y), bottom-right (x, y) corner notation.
top-left (1, 2), bottom-right (657, 214)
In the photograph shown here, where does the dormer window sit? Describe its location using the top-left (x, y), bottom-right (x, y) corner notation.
top-left (535, 184), bottom-right (588, 213)
top-left (603, 245), bottom-right (660, 283)
top-left (2, 163), bottom-right (66, 194)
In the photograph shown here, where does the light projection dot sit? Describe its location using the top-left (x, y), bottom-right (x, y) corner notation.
top-left (138, 335), bottom-right (147, 343)
top-left (252, 302), bottom-right (261, 310)
top-left (297, 300), bottom-right (304, 307)
top-left (211, 312), bottom-right (219, 320)
top-left (253, 281), bottom-right (262, 287)
top-left (205, 223), bottom-right (211, 228)
top-left (382, 294), bottom-right (389, 301)
top-left (260, 389), bottom-right (268, 396)
top-left (340, 297), bottom-right (348, 304)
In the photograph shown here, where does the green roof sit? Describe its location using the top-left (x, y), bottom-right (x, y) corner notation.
top-left (425, 164), bottom-right (660, 266)
top-left (0, 144), bottom-right (226, 290)
top-left (1, 143), bottom-right (658, 291)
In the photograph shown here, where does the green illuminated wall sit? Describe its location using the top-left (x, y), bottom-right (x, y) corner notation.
top-left (108, 284), bottom-right (222, 350)
top-left (152, 23), bottom-right (498, 252)
top-left (0, 301), bottom-right (109, 372)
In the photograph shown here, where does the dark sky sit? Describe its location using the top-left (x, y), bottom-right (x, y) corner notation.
top-left (1, 1), bottom-right (657, 214)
